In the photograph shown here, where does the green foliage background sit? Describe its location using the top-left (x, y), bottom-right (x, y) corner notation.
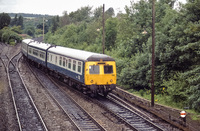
top-left (0, 13), bottom-right (23, 44)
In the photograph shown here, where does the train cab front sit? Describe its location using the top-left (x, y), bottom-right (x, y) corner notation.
top-left (84, 60), bottom-right (117, 97)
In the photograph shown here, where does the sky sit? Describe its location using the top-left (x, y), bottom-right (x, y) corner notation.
top-left (0, 0), bottom-right (186, 16)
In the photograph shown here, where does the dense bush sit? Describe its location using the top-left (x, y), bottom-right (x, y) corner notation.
top-left (0, 27), bottom-right (22, 44)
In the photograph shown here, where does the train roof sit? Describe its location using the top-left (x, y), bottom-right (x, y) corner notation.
top-left (29, 41), bottom-right (52, 50)
top-left (48, 46), bottom-right (115, 61)
top-left (22, 39), bottom-right (33, 44)
top-left (23, 39), bottom-right (115, 61)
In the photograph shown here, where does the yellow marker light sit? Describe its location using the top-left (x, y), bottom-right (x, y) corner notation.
top-left (90, 80), bottom-right (93, 83)
top-left (110, 79), bottom-right (113, 82)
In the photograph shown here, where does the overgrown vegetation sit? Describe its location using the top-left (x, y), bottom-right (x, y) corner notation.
top-left (0, 13), bottom-right (50, 43)
top-left (0, 13), bottom-right (23, 44)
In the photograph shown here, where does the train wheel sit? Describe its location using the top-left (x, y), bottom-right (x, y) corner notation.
top-left (76, 84), bottom-right (82, 91)
top-left (68, 79), bottom-right (72, 87)
top-left (90, 90), bottom-right (97, 98)
top-left (103, 91), bottom-right (108, 97)
top-left (63, 78), bottom-right (68, 84)
top-left (59, 76), bottom-right (64, 82)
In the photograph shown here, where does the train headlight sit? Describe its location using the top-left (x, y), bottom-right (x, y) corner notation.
top-left (90, 80), bottom-right (93, 83)
top-left (110, 79), bottom-right (113, 83)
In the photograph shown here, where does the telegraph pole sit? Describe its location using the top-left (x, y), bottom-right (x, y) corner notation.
top-left (43, 17), bottom-right (45, 42)
top-left (102, 4), bottom-right (105, 54)
top-left (151, 0), bottom-right (156, 107)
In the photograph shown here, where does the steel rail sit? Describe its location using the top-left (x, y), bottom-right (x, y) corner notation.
top-left (7, 52), bottom-right (48, 131)
top-left (107, 93), bottom-right (164, 131)
top-left (94, 95), bottom-right (164, 131)
top-left (7, 52), bottom-right (23, 131)
top-left (28, 64), bottom-right (81, 131)
top-left (28, 63), bottom-right (106, 131)
top-left (17, 54), bottom-right (48, 131)
top-left (48, 75), bottom-right (107, 131)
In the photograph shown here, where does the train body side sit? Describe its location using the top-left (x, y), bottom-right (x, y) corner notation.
top-left (46, 51), bottom-right (85, 84)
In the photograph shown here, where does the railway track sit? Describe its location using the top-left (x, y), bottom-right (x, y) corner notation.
top-left (0, 55), bottom-right (9, 72)
top-left (29, 65), bottom-right (106, 131)
top-left (0, 43), bottom-right (9, 70)
top-left (46, 71), bottom-right (165, 131)
top-left (42, 70), bottom-right (166, 131)
top-left (95, 95), bottom-right (164, 131)
top-left (28, 64), bottom-right (166, 131)
top-left (7, 52), bottom-right (48, 131)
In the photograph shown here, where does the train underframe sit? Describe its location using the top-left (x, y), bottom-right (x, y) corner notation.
top-left (26, 57), bottom-right (115, 97)
top-left (48, 70), bottom-right (115, 97)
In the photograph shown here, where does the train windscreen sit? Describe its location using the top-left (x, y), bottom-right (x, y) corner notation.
top-left (89, 65), bottom-right (99, 74)
top-left (104, 65), bottom-right (113, 74)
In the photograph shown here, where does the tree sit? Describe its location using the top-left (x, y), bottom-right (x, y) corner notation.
top-left (60, 11), bottom-right (71, 26)
top-left (10, 14), bottom-right (23, 29)
top-left (10, 14), bottom-right (18, 26)
top-left (11, 26), bottom-right (22, 34)
top-left (0, 27), bottom-right (22, 44)
top-left (24, 25), bottom-right (35, 37)
top-left (179, 0), bottom-right (200, 112)
top-left (93, 6), bottom-right (103, 20)
top-left (60, 24), bottom-right (78, 46)
top-left (18, 15), bottom-right (23, 28)
top-left (51, 16), bottom-right (60, 34)
top-left (184, 0), bottom-right (200, 22)
top-left (155, 0), bottom-right (200, 111)
top-left (105, 18), bottom-right (117, 50)
top-left (85, 21), bottom-right (100, 45)
top-left (0, 13), bottom-right (11, 29)
top-left (116, 0), bottom-right (152, 58)
top-left (105, 7), bottom-right (115, 17)
top-left (69, 6), bottom-right (92, 23)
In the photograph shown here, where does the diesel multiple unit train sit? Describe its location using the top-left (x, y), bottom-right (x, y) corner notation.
top-left (21, 39), bottom-right (116, 97)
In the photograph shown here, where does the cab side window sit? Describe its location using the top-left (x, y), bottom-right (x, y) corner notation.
top-left (78, 62), bottom-right (81, 73)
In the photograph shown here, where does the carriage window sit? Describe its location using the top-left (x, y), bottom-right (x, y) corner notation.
top-left (33, 49), bottom-right (38, 56)
top-left (63, 58), bottom-right (66, 67)
top-left (66, 59), bottom-right (68, 68)
top-left (47, 53), bottom-right (49, 61)
top-left (73, 60), bottom-right (76, 71)
top-left (104, 65), bottom-right (113, 74)
top-left (55, 56), bottom-right (57, 64)
top-left (40, 52), bottom-right (45, 59)
top-left (78, 62), bottom-right (81, 73)
top-left (50, 55), bottom-right (53, 61)
top-left (59, 57), bottom-right (62, 66)
top-left (29, 48), bottom-right (32, 54)
top-left (89, 65), bottom-right (99, 74)
top-left (68, 59), bottom-right (71, 69)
